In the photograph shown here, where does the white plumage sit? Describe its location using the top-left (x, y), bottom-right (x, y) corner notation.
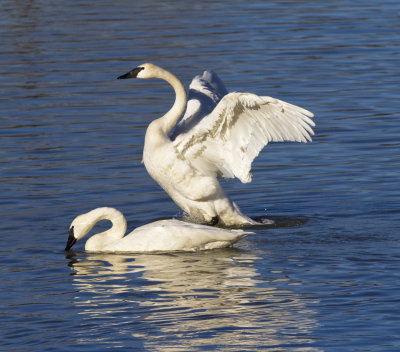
top-left (118, 63), bottom-right (315, 226)
top-left (65, 207), bottom-right (252, 252)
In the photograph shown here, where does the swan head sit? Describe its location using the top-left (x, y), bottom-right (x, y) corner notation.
top-left (65, 213), bottom-right (95, 250)
top-left (65, 207), bottom-right (126, 251)
top-left (117, 63), bottom-right (161, 80)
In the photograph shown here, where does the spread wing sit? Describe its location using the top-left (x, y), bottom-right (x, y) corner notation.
top-left (172, 92), bottom-right (315, 183)
top-left (170, 70), bottom-right (228, 139)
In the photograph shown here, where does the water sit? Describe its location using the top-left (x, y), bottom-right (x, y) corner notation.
top-left (1, 0), bottom-right (399, 351)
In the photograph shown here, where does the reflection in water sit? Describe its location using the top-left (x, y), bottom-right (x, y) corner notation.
top-left (67, 250), bottom-right (321, 351)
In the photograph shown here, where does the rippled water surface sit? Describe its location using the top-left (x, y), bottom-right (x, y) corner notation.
top-left (1, 1), bottom-right (400, 351)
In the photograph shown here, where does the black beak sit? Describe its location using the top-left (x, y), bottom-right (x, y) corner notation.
top-left (117, 66), bottom-right (144, 79)
top-left (65, 226), bottom-right (77, 251)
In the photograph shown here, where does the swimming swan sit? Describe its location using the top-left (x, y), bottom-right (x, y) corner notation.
top-left (118, 63), bottom-right (315, 226)
top-left (65, 207), bottom-right (253, 252)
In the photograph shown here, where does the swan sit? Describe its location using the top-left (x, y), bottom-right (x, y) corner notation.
top-left (65, 207), bottom-right (253, 252)
top-left (118, 63), bottom-right (315, 226)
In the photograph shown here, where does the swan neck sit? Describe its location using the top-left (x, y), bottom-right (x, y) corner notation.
top-left (84, 208), bottom-right (127, 251)
top-left (158, 69), bottom-right (187, 134)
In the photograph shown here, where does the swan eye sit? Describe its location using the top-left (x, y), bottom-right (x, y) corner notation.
top-left (69, 226), bottom-right (74, 237)
top-left (136, 67), bottom-right (145, 74)
top-left (117, 67), bottom-right (144, 79)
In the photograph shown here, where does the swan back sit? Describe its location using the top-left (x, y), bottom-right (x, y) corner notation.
top-left (107, 219), bottom-right (253, 252)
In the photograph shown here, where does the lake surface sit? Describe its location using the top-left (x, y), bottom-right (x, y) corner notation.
top-left (1, 0), bottom-right (399, 351)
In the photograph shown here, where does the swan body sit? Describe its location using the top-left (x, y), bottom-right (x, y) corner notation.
top-left (65, 207), bottom-right (252, 252)
top-left (118, 63), bottom-right (315, 226)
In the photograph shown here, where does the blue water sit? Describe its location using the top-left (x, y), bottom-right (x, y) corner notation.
top-left (1, 1), bottom-right (400, 351)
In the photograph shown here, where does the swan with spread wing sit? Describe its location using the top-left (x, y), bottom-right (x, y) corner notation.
top-left (118, 63), bottom-right (315, 226)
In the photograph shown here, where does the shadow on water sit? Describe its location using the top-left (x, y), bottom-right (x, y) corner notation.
top-left (253, 215), bottom-right (309, 229)
top-left (179, 212), bottom-right (309, 230)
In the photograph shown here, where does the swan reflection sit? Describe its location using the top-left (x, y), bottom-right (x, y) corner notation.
top-left (67, 250), bottom-right (320, 350)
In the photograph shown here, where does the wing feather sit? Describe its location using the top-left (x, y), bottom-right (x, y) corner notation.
top-left (173, 91), bottom-right (315, 184)
top-left (170, 70), bottom-right (227, 139)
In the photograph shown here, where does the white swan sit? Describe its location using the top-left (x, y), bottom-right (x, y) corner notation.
top-left (65, 207), bottom-right (253, 252)
top-left (118, 63), bottom-right (315, 226)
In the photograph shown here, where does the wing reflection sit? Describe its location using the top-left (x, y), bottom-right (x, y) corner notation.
top-left (67, 250), bottom-right (320, 350)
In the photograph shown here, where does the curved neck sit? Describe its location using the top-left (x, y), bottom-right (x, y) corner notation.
top-left (156, 68), bottom-right (187, 135)
top-left (84, 208), bottom-right (127, 251)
